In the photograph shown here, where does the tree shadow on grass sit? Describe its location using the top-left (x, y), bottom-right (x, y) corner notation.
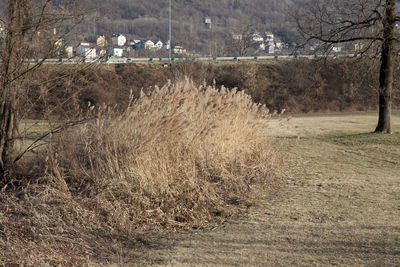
top-left (317, 131), bottom-right (400, 146)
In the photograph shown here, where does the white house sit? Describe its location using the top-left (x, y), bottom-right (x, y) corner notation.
top-left (275, 40), bottom-right (283, 50)
top-left (144, 40), bottom-right (155, 49)
top-left (332, 46), bottom-right (342, 53)
top-left (76, 43), bottom-right (97, 58)
top-left (112, 34), bottom-right (127, 47)
top-left (204, 17), bottom-right (212, 29)
top-left (130, 40), bottom-right (141, 46)
top-left (165, 40), bottom-right (171, 50)
top-left (66, 46), bottom-right (74, 58)
top-left (154, 40), bottom-right (164, 50)
top-left (111, 47), bottom-right (123, 57)
top-left (266, 44), bottom-right (275, 54)
top-left (251, 32), bottom-right (264, 43)
top-left (265, 32), bottom-right (274, 42)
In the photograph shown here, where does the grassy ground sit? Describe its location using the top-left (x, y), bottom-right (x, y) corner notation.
top-left (129, 112), bottom-right (400, 266)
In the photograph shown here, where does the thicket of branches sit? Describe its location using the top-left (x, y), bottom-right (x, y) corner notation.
top-left (23, 59), bottom-right (399, 120)
top-left (0, 0), bottom-right (83, 182)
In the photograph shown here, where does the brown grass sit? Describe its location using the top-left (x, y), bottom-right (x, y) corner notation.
top-left (0, 79), bottom-right (283, 265)
top-left (134, 113), bottom-right (400, 266)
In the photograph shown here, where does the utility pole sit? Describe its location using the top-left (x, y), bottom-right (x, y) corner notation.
top-left (169, 0), bottom-right (172, 63)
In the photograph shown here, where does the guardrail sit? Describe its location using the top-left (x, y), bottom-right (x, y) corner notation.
top-left (105, 54), bottom-right (358, 64)
top-left (0, 53), bottom-right (360, 65)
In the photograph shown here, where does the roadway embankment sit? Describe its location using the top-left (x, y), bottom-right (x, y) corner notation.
top-left (28, 58), bottom-right (400, 119)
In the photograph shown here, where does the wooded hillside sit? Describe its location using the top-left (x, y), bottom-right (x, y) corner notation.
top-left (75, 0), bottom-right (305, 54)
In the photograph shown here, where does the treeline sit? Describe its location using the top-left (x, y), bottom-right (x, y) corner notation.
top-left (28, 58), bottom-right (399, 119)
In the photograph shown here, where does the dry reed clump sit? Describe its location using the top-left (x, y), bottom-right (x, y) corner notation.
top-left (0, 78), bottom-right (283, 265)
top-left (53, 79), bottom-right (282, 228)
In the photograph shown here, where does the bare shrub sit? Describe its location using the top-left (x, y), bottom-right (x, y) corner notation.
top-left (0, 79), bottom-right (283, 265)
top-left (51, 78), bottom-right (282, 229)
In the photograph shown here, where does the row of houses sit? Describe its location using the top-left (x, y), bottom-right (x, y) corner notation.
top-left (75, 34), bottom-right (174, 59)
top-left (251, 31), bottom-right (286, 54)
top-left (96, 34), bottom-right (169, 49)
top-left (232, 31), bottom-right (288, 54)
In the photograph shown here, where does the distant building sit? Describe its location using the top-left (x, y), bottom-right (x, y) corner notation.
top-left (266, 43), bottom-right (275, 54)
top-left (165, 40), bottom-right (171, 50)
top-left (154, 40), bottom-right (164, 50)
top-left (66, 46), bottom-right (74, 58)
top-left (265, 32), bottom-right (274, 42)
top-left (112, 34), bottom-right (127, 47)
top-left (332, 46), bottom-right (342, 53)
top-left (76, 42), bottom-right (97, 58)
top-left (275, 40), bottom-right (283, 50)
top-left (111, 47), bottom-right (123, 57)
top-left (173, 45), bottom-right (186, 55)
top-left (144, 40), bottom-right (155, 49)
top-left (251, 32), bottom-right (264, 43)
top-left (204, 17), bottom-right (212, 29)
top-left (97, 35), bottom-right (106, 47)
top-left (130, 40), bottom-right (141, 46)
top-left (354, 43), bottom-right (364, 52)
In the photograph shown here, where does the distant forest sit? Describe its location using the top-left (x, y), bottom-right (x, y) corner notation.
top-left (75, 0), bottom-right (305, 54)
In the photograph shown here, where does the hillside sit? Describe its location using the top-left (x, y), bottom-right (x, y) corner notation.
top-left (77, 0), bottom-right (305, 54)
top-left (2, 1), bottom-right (400, 55)
top-left (0, 0), bottom-right (304, 55)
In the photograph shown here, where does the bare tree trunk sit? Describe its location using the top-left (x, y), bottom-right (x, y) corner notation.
top-left (0, 90), bottom-right (16, 180)
top-left (375, 0), bottom-right (395, 134)
top-left (0, 0), bottom-right (31, 181)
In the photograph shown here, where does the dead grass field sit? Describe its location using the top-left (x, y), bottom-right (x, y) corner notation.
top-left (131, 112), bottom-right (400, 266)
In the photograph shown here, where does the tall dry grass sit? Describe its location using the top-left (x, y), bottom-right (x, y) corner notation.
top-left (0, 78), bottom-right (283, 265)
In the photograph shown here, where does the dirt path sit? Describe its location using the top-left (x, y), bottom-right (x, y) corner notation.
top-left (133, 112), bottom-right (400, 266)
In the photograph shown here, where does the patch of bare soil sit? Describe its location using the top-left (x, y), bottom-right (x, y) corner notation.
top-left (129, 112), bottom-right (400, 266)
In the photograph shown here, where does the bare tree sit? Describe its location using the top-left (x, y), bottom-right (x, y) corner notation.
top-left (296, 0), bottom-right (398, 133)
top-left (0, 0), bottom-right (81, 182)
top-left (230, 24), bottom-right (258, 57)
